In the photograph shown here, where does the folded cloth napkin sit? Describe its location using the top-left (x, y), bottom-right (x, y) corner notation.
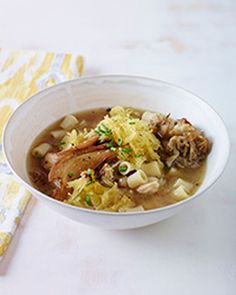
top-left (0, 48), bottom-right (84, 259)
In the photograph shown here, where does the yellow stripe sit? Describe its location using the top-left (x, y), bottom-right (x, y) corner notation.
top-left (0, 105), bottom-right (15, 142)
top-left (1, 51), bottom-right (22, 71)
top-left (18, 191), bottom-right (31, 212)
top-left (0, 232), bottom-right (12, 256)
top-left (26, 52), bottom-right (55, 97)
top-left (0, 53), bottom-right (39, 101)
top-left (76, 56), bottom-right (84, 76)
top-left (60, 54), bottom-right (72, 79)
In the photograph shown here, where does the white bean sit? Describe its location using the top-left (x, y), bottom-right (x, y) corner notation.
top-left (60, 115), bottom-right (79, 130)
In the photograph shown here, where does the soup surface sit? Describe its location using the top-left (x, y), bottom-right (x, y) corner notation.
top-left (28, 106), bottom-right (210, 212)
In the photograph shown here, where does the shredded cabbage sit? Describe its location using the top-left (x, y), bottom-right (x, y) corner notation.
top-left (95, 106), bottom-right (163, 169)
top-left (60, 129), bottom-right (86, 149)
top-left (61, 106), bottom-right (163, 169)
top-left (66, 175), bottom-right (134, 211)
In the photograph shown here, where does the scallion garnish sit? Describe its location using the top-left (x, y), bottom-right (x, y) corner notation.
top-left (106, 139), bottom-right (114, 148)
top-left (87, 168), bottom-right (92, 176)
top-left (67, 172), bottom-right (74, 177)
top-left (119, 165), bottom-right (128, 173)
top-left (98, 126), bottom-right (106, 134)
top-left (85, 195), bottom-right (92, 206)
top-left (122, 147), bottom-right (132, 153)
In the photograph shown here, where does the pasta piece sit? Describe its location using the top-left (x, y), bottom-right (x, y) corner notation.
top-left (32, 143), bottom-right (52, 158)
top-left (50, 130), bottom-right (66, 139)
top-left (137, 180), bottom-right (160, 194)
top-left (141, 161), bottom-right (162, 178)
top-left (125, 205), bottom-right (144, 212)
top-left (173, 185), bottom-right (189, 200)
top-left (118, 161), bottom-right (134, 175)
top-left (141, 111), bottom-right (157, 123)
top-left (173, 178), bottom-right (193, 193)
top-left (60, 115), bottom-right (79, 130)
top-left (127, 170), bottom-right (148, 189)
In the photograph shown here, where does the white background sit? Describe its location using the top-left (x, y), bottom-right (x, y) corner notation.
top-left (0, 0), bottom-right (235, 294)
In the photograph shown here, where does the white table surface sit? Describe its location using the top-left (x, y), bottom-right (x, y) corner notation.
top-left (0, 0), bottom-right (235, 294)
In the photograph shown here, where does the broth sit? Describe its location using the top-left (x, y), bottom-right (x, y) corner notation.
top-left (27, 107), bottom-right (207, 211)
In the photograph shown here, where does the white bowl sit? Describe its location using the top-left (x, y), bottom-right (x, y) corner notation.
top-left (3, 75), bottom-right (230, 229)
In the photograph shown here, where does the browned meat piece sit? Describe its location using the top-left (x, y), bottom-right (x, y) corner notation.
top-left (42, 135), bottom-right (99, 170)
top-left (57, 135), bottom-right (99, 158)
top-left (151, 114), bottom-right (211, 168)
top-left (48, 149), bottom-right (116, 184)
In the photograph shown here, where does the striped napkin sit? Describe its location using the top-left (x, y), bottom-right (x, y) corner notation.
top-left (0, 48), bottom-right (84, 259)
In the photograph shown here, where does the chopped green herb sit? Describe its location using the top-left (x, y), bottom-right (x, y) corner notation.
top-left (118, 138), bottom-right (123, 146)
top-left (134, 154), bottom-right (141, 158)
top-left (101, 123), bottom-right (109, 131)
top-left (119, 165), bottom-right (128, 173)
top-left (97, 124), bottom-right (112, 137)
top-left (102, 124), bottom-right (111, 133)
top-left (85, 195), bottom-right (92, 206)
top-left (106, 139), bottom-right (114, 148)
top-left (128, 121), bottom-right (135, 125)
top-left (87, 168), bottom-right (92, 176)
top-left (122, 147), bottom-right (132, 153)
top-left (98, 126), bottom-right (106, 134)
top-left (110, 147), bottom-right (117, 151)
top-left (67, 172), bottom-right (74, 177)
top-left (59, 141), bottom-right (65, 145)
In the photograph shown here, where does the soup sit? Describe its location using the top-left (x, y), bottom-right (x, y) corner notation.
top-left (27, 106), bottom-right (210, 212)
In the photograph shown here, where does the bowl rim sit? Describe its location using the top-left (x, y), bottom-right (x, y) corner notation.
top-left (2, 74), bottom-right (231, 216)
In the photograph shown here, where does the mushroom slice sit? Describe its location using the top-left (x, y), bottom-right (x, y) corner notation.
top-left (48, 149), bottom-right (116, 184)
top-left (57, 135), bottom-right (99, 158)
top-left (42, 136), bottom-right (100, 170)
